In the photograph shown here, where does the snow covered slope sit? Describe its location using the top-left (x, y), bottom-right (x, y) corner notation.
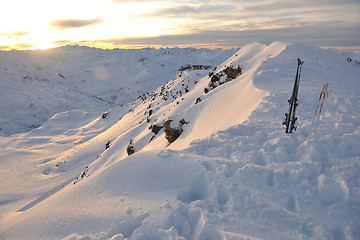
top-left (0, 46), bottom-right (236, 136)
top-left (0, 42), bottom-right (359, 240)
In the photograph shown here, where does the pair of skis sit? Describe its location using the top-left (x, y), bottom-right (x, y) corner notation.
top-left (308, 83), bottom-right (329, 137)
top-left (283, 58), bottom-right (304, 133)
top-left (283, 58), bottom-right (329, 135)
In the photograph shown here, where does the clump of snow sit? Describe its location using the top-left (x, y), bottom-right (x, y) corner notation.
top-left (0, 42), bottom-right (359, 240)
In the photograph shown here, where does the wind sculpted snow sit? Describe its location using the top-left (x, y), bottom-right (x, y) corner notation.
top-left (0, 42), bottom-right (359, 239)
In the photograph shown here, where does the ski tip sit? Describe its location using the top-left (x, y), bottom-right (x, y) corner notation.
top-left (297, 58), bottom-right (304, 65)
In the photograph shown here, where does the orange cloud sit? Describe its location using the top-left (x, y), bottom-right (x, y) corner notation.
top-left (0, 31), bottom-right (30, 36)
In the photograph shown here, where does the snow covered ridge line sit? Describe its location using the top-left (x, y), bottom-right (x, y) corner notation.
top-left (1, 42), bottom-right (360, 240)
top-left (0, 46), bottom-right (237, 136)
top-left (57, 42), bottom-right (288, 185)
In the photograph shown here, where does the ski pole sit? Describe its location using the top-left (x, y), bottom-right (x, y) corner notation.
top-left (308, 83), bottom-right (329, 139)
top-left (310, 92), bottom-right (323, 131)
top-left (313, 93), bottom-right (326, 136)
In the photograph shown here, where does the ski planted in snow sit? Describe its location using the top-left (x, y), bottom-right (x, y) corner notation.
top-left (308, 83), bottom-right (329, 138)
top-left (283, 58), bottom-right (304, 133)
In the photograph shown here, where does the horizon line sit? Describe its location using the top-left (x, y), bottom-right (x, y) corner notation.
top-left (1, 43), bottom-right (359, 52)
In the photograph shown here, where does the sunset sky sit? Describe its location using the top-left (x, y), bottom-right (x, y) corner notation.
top-left (1, 0), bottom-right (359, 51)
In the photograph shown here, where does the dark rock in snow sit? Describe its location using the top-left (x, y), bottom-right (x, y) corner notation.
top-left (209, 74), bottom-right (221, 89)
top-left (179, 64), bottom-right (211, 71)
top-left (163, 120), bottom-right (182, 143)
top-left (205, 65), bottom-right (242, 94)
top-left (224, 66), bottom-right (242, 80)
top-left (195, 97), bottom-right (201, 104)
top-left (58, 73), bottom-right (65, 79)
top-left (126, 140), bottom-right (135, 156)
top-left (105, 141), bottom-right (111, 149)
top-left (150, 124), bottom-right (163, 134)
top-left (102, 112), bottom-right (109, 119)
top-left (179, 119), bottom-right (189, 125)
top-left (163, 119), bottom-right (189, 143)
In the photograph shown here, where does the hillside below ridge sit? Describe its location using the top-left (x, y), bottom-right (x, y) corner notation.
top-left (0, 46), bottom-right (236, 136)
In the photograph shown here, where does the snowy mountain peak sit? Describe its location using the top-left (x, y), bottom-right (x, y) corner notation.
top-left (1, 42), bottom-right (359, 240)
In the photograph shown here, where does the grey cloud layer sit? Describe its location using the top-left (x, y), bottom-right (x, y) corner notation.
top-left (140, 0), bottom-right (359, 46)
top-left (50, 17), bottom-right (104, 29)
top-left (100, 21), bottom-right (359, 47)
top-left (50, 0), bottom-right (359, 48)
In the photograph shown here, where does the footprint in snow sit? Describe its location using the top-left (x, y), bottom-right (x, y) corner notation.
top-left (177, 174), bottom-right (211, 204)
top-left (201, 161), bottom-right (215, 172)
top-left (286, 195), bottom-right (298, 213)
top-left (267, 171), bottom-right (276, 187)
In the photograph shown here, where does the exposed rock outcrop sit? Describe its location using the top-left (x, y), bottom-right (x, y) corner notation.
top-left (126, 140), bottom-right (135, 156)
top-left (163, 119), bottom-right (189, 143)
top-left (150, 124), bottom-right (163, 134)
top-left (179, 64), bottom-right (211, 71)
top-left (163, 120), bottom-right (181, 143)
top-left (205, 65), bottom-right (242, 94)
top-left (224, 66), bottom-right (242, 80)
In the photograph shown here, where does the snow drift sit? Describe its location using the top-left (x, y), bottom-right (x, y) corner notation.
top-left (0, 42), bottom-right (359, 240)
